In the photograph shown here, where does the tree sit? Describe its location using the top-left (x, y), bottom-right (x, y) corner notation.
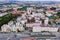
top-left (17, 6), bottom-right (27, 11)
top-left (50, 7), bottom-right (56, 10)
top-left (0, 14), bottom-right (18, 30)
top-left (57, 12), bottom-right (60, 18)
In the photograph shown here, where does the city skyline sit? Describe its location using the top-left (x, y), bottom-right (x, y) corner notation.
top-left (0, 0), bottom-right (60, 1)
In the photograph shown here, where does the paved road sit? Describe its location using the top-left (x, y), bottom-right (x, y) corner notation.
top-left (0, 32), bottom-right (60, 40)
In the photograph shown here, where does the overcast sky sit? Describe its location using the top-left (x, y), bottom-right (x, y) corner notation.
top-left (0, 0), bottom-right (60, 1)
top-left (18, 0), bottom-right (60, 1)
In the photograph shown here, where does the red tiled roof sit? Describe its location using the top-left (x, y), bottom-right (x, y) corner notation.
top-left (20, 37), bottom-right (35, 40)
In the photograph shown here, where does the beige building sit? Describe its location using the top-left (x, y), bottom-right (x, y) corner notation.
top-left (1, 24), bottom-right (11, 32)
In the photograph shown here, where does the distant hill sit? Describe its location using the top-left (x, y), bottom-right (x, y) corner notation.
top-left (0, 1), bottom-right (60, 5)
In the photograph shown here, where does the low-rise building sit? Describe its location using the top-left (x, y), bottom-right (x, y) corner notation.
top-left (32, 27), bottom-right (58, 32)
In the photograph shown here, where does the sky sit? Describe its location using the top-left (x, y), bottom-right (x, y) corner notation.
top-left (0, 0), bottom-right (60, 1)
top-left (18, 0), bottom-right (60, 1)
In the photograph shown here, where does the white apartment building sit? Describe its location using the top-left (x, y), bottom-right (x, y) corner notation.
top-left (27, 7), bottom-right (33, 14)
top-left (0, 13), bottom-right (8, 17)
top-left (32, 27), bottom-right (58, 32)
top-left (1, 24), bottom-right (11, 32)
